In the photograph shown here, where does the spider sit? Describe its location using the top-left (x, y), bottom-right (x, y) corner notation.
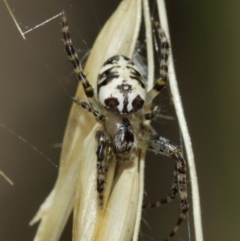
top-left (61, 11), bottom-right (188, 241)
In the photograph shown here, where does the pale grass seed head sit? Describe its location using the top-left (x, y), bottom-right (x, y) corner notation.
top-left (31, 1), bottom-right (145, 241)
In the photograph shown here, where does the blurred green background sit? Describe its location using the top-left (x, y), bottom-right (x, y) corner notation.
top-left (0, 0), bottom-right (239, 240)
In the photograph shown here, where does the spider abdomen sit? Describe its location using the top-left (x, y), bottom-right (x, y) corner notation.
top-left (97, 55), bottom-right (146, 114)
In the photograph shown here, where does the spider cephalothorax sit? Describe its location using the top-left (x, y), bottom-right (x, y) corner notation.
top-left (61, 11), bottom-right (188, 241)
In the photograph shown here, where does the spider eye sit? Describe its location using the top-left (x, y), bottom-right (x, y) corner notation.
top-left (104, 97), bottom-right (119, 110)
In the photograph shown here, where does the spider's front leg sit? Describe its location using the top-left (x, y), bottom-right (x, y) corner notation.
top-left (147, 135), bottom-right (189, 241)
top-left (95, 130), bottom-right (112, 208)
top-left (142, 165), bottom-right (178, 209)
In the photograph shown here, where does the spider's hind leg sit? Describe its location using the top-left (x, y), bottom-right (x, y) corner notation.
top-left (146, 135), bottom-right (189, 241)
top-left (146, 22), bottom-right (169, 103)
top-left (61, 12), bottom-right (94, 100)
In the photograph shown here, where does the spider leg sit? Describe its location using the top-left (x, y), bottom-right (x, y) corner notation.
top-left (142, 110), bottom-right (178, 209)
top-left (147, 135), bottom-right (189, 241)
top-left (95, 130), bottom-right (112, 208)
top-left (146, 22), bottom-right (169, 103)
top-left (72, 97), bottom-right (105, 122)
top-left (142, 165), bottom-right (178, 209)
top-left (144, 106), bottom-right (161, 120)
top-left (61, 12), bottom-right (94, 100)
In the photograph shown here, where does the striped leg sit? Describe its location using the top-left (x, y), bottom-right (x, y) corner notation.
top-left (61, 12), bottom-right (94, 99)
top-left (144, 106), bottom-right (161, 120)
top-left (146, 22), bottom-right (170, 103)
top-left (72, 97), bottom-right (105, 123)
top-left (142, 165), bottom-right (178, 209)
top-left (144, 106), bottom-right (174, 123)
top-left (147, 135), bottom-right (189, 241)
top-left (95, 131), bottom-right (112, 208)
